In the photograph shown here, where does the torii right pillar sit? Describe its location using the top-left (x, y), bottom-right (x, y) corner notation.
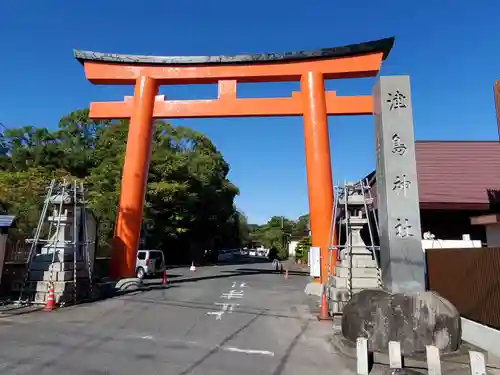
top-left (373, 76), bottom-right (426, 293)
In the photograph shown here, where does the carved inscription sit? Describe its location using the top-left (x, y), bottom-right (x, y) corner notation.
top-left (391, 133), bottom-right (407, 156)
top-left (394, 218), bottom-right (413, 239)
top-left (386, 90), bottom-right (408, 111)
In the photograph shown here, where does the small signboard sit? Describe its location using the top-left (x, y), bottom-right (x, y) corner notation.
top-left (309, 246), bottom-right (321, 278)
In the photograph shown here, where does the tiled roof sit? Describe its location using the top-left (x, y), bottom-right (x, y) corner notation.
top-left (368, 141), bottom-right (500, 210)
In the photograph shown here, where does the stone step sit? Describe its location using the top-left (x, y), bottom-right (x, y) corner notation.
top-left (331, 276), bottom-right (380, 289)
top-left (33, 289), bottom-right (91, 304)
top-left (30, 260), bottom-right (86, 272)
top-left (33, 280), bottom-right (89, 293)
top-left (32, 252), bottom-right (81, 263)
top-left (329, 300), bottom-right (348, 315)
top-left (335, 267), bottom-right (380, 278)
top-left (29, 269), bottom-right (89, 282)
top-left (339, 258), bottom-right (378, 268)
top-left (328, 287), bottom-right (359, 302)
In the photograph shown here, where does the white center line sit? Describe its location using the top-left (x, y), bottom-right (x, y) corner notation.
top-left (133, 334), bottom-right (274, 357)
top-left (222, 347), bottom-right (275, 357)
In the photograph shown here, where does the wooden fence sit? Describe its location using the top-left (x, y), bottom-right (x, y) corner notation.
top-left (426, 247), bottom-right (500, 330)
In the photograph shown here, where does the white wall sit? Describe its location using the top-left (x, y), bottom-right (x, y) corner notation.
top-left (422, 237), bottom-right (481, 251)
top-left (288, 240), bottom-right (298, 257)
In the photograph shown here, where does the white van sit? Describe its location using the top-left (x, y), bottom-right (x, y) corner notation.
top-left (135, 250), bottom-right (166, 279)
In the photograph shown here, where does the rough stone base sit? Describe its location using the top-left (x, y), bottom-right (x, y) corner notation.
top-left (341, 289), bottom-right (462, 355)
top-left (115, 278), bottom-right (143, 292)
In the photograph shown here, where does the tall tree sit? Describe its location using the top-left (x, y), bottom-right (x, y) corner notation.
top-left (0, 109), bottom-right (242, 264)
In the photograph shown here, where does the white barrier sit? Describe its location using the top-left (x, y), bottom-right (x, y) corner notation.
top-left (356, 339), bottom-right (487, 375)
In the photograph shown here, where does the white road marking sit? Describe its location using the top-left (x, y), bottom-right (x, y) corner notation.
top-left (206, 311), bottom-right (225, 320)
top-left (221, 290), bottom-right (244, 299)
top-left (132, 334), bottom-right (274, 357)
top-left (215, 302), bottom-right (239, 313)
top-left (222, 347), bottom-right (275, 357)
top-left (240, 282), bottom-right (246, 288)
top-left (231, 282), bottom-right (236, 288)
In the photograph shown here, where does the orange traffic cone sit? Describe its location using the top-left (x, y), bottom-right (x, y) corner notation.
top-left (44, 284), bottom-right (56, 312)
top-left (318, 292), bottom-right (330, 320)
top-left (284, 269), bottom-right (289, 280)
top-left (162, 270), bottom-right (167, 285)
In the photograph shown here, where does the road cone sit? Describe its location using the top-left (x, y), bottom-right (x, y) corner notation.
top-left (318, 290), bottom-right (330, 320)
top-left (190, 262), bottom-right (196, 272)
top-left (284, 269), bottom-right (289, 280)
top-left (44, 284), bottom-right (56, 312)
top-left (162, 270), bottom-right (167, 285)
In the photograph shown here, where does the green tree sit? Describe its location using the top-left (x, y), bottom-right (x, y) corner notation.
top-left (0, 109), bottom-right (243, 264)
top-left (294, 235), bottom-right (312, 262)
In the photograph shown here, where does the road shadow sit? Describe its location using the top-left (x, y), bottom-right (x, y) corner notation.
top-left (229, 267), bottom-right (309, 276)
top-left (145, 266), bottom-right (310, 286)
top-left (119, 294), bottom-right (316, 321)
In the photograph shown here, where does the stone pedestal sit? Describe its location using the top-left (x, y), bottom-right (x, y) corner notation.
top-left (23, 190), bottom-right (95, 304)
top-left (328, 190), bottom-right (381, 314)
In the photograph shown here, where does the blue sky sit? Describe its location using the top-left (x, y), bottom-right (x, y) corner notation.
top-left (1, 1), bottom-right (499, 224)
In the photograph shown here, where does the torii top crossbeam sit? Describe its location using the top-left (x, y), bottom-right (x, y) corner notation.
top-left (75, 37), bottom-right (395, 282)
top-left (75, 38), bottom-right (394, 119)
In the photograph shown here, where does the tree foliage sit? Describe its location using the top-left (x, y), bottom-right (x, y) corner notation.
top-left (245, 214), bottom-right (310, 261)
top-left (0, 109), bottom-right (245, 264)
top-left (294, 235), bottom-right (312, 262)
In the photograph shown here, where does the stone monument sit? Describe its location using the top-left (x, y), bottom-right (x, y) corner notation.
top-left (340, 76), bottom-right (461, 355)
top-left (373, 75), bottom-right (426, 293)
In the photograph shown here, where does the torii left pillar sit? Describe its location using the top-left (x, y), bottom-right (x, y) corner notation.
top-left (301, 71), bottom-right (334, 284)
top-left (110, 76), bottom-right (158, 279)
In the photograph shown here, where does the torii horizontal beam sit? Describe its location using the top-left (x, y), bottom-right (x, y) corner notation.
top-left (90, 91), bottom-right (373, 119)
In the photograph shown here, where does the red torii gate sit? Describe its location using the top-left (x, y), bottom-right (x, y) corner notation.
top-left (75, 37), bottom-right (394, 283)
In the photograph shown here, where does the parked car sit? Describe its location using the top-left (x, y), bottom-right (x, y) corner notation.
top-left (136, 249), bottom-right (166, 279)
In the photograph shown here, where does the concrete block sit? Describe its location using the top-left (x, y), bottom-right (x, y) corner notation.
top-left (356, 337), bottom-right (369, 375)
top-left (426, 345), bottom-right (441, 375)
top-left (469, 351), bottom-right (486, 375)
top-left (29, 269), bottom-right (87, 281)
top-left (329, 300), bottom-right (348, 315)
top-left (33, 252), bottom-right (77, 263)
top-left (335, 267), bottom-right (380, 278)
top-left (327, 286), bottom-right (367, 302)
top-left (331, 276), bottom-right (380, 289)
top-left (339, 258), bottom-right (378, 268)
top-left (34, 280), bottom-right (88, 293)
top-left (30, 260), bottom-right (85, 271)
top-left (389, 341), bottom-right (402, 368)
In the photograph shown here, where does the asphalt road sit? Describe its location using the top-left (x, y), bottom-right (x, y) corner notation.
top-left (0, 258), bottom-right (355, 375)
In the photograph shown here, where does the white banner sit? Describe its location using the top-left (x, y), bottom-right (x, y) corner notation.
top-left (309, 246), bottom-right (321, 278)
